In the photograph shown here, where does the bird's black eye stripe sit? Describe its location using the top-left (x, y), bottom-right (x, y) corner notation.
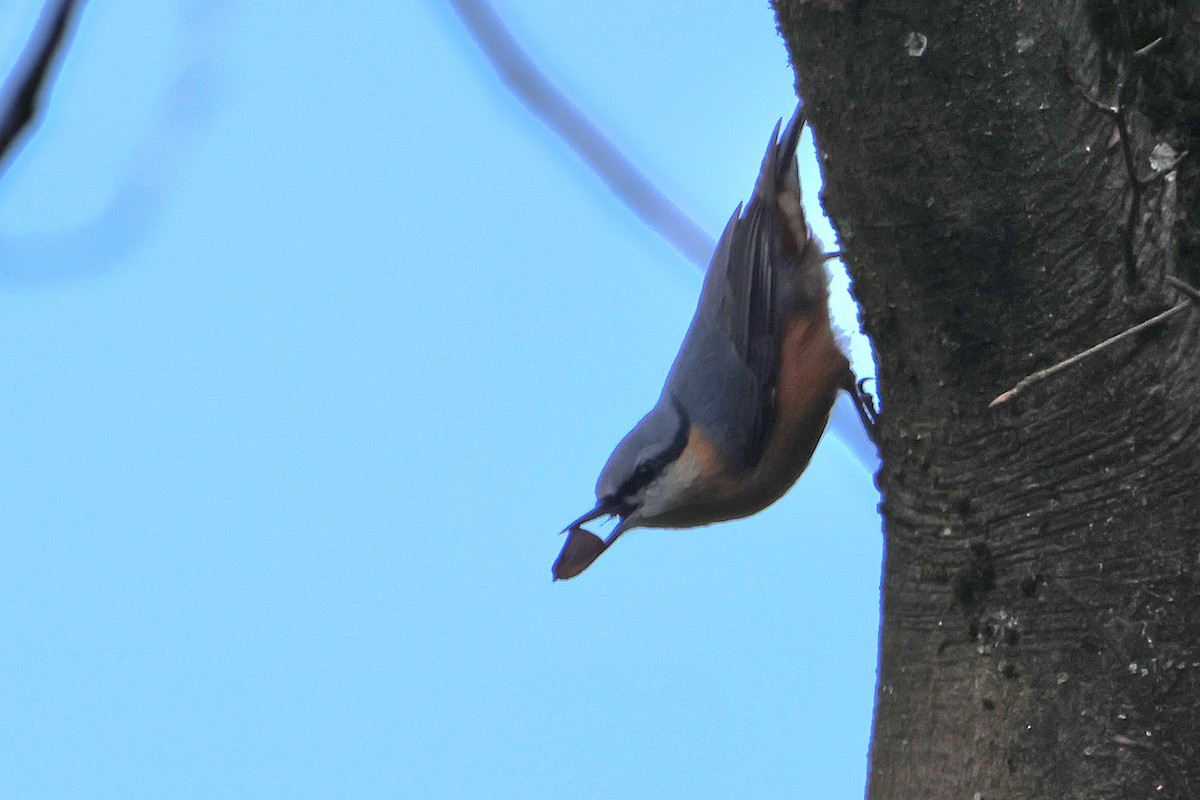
top-left (615, 395), bottom-right (691, 501)
top-left (618, 459), bottom-right (662, 498)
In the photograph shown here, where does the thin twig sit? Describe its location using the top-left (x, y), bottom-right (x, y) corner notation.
top-left (444, 0), bottom-right (715, 268)
top-left (1069, 69), bottom-right (1141, 287)
top-left (0, 0), bottom-right (85, 171)
top-left (1132, 36), bottom-right (1164, 58)
top-left (989, 301), bottom-right (1192, 407)
top-left (1166, 276), bottom-right (1200, 303)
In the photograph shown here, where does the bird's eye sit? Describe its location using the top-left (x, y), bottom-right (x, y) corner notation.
top-left (633, 463), bottom-right (654, 481)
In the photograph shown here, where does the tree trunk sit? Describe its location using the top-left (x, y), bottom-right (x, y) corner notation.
top-left (772, 1), bottom-right (1200, 797)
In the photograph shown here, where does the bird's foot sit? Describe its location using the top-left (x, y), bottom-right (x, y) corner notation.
top-left (849, 376), bottom-right (880, 446)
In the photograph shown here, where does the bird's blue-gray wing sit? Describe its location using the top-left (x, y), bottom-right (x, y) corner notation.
top-left (706, 106), bottom-right (808, 468)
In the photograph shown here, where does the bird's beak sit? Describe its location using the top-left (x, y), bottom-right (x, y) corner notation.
top-left (563, 501), bottom-right (610, 532)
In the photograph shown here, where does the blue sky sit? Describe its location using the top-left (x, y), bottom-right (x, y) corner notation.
top-left (0, 2), bottom-right (882, 797)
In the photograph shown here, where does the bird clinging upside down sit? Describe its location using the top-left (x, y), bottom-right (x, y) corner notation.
top-left (554, 104), bottom-right (875, 580)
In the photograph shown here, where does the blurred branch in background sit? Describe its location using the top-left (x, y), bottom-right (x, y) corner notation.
top-left (445, 0), bottom-right (879, 471)
top-left (445, 0), bottom-right (715, 269)
top-left (0, 0), bottom-right (227, 285)
top-left (0, 0), bottom-right (84, 173)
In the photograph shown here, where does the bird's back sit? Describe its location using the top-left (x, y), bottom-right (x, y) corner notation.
top-left (664, 104), bottom-right (835, 474)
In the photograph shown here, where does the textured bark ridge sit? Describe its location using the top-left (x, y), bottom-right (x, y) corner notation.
top-left (772, 1), bottom-right (1200, 798)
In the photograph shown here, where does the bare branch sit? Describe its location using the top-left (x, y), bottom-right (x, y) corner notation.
top-left (1132, 36), bottom-right (1164, 58)
top-left (1166, 276), bottom-right (1200, 303)
top-left (0, 0), bottom-right (86, 171)
top-left (989, 300), bottom-right (1192, 407)
top-left (444, 0), bottom-right (715, 268)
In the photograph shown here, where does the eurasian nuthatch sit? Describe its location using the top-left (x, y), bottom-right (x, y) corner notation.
top-left (554, 104), bottom-right (874, 580)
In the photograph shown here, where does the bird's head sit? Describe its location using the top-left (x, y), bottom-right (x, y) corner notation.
top-left (554, 398), bottom-right (696, 579)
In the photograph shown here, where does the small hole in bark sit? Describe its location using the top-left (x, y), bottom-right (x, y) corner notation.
top-left (982, 698), bottom-right (996, 710)
top-left (1004, 627), bottom-right (1021, 647)
top-left (954, 543), bottom-right (997, 608)
top-left (999, 660), bottom-right (1019, 680)
top-left (1020, 574), bottom-right (1040, 598)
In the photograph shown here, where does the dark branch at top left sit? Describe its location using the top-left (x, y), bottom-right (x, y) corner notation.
top-left (0, 0), bottom-right (86, 172)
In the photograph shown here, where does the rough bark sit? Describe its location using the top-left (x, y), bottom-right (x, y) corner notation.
top-left (772, 1), bottom-right (1200, 797)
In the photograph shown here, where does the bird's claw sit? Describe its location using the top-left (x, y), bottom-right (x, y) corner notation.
top-left (850, 376), bottom-right (880, 445)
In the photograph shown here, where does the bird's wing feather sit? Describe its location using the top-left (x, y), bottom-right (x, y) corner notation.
top-left (716, 105), bottom-right (808, 467)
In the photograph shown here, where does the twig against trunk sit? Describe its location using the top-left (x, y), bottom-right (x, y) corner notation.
top-left (1166, 276), bottom-right (1200, 303)
top-left (1132, 36), bottom-right (1164, 58)
top-left (1065, 64), bottom-right (1142, 288)
top-left (990, 299), bottom-right (1194, 407)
